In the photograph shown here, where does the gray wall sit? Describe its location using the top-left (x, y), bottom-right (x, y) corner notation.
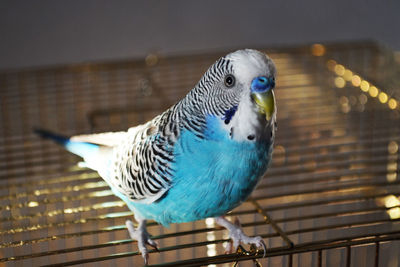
top-left (1, 0), bottom-right (399, 70)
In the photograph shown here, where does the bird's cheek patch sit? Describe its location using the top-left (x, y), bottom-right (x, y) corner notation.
top-left (222, 105), bottom-right (238, 125)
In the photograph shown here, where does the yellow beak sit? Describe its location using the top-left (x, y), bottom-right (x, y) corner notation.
top-left (251, 90), bottom-right (275, 121)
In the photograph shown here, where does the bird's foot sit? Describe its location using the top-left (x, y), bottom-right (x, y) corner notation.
top-left (215, 216), bottom-right (267, 257)
top-left (126, 219), bottom-right (158, 265)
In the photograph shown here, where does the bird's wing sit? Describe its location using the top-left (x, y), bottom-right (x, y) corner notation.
top-left (107, 111), bottom-right (177, 204)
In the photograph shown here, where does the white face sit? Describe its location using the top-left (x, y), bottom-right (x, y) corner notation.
top-left (227, 49), bottom-right (276, 88)
top-left (221, 49), bottom-right (277, 142)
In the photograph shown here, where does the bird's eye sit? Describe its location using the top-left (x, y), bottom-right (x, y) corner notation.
top-left (224, 74), bottom-right (235, 88)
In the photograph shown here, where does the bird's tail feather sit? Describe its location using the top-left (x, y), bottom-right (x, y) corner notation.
top-left (34, 128), bottom-right (100, 159)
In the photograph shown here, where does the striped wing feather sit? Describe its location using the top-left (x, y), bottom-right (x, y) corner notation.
top-left (90, 111), bottom-right (177, 204)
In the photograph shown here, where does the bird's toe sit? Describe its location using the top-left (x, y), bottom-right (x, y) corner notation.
top-left (230, 229), bottom-right (266, 256)
top-left (146, 238), bottom-right (159, 251)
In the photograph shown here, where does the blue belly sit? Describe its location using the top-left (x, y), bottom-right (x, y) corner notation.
top-left (126, 116), bottom-right (273, 226)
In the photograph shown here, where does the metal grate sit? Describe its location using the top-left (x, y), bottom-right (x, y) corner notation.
top-left (1, 41), bottom-right (400, 266)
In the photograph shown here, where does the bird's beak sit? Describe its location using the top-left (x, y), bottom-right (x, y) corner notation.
top-left (251, 90), bottom-right (275, 121)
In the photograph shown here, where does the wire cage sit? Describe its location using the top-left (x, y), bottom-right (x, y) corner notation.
top-left (1, 41), bottom-right (400, 266)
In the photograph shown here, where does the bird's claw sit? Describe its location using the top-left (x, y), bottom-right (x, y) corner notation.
top-left (147, 238), bottom-right (159, 252)
top-left (253, 238), bottom-right (267, 258)
top-left (126, 220), bottom-right (158, 265)
top-left (226, 231), bottom-right (267, 257)
top-left (217, 217), bottom-right (267, 257)
top-left (142, 240), bottom-right (159, 265)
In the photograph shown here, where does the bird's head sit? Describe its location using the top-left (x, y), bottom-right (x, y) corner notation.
top-left (192, 49), bottom-right (276, 142)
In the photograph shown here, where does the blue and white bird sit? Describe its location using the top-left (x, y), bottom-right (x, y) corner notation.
top-left (36, 49), bottom-right (277, 264)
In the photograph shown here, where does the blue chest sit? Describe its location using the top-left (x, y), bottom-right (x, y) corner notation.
top-left (128, 116), bottom-right (273, 226)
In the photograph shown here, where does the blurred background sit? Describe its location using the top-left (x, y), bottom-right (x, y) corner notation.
top-left (1, 0), bottom-right (400, 70)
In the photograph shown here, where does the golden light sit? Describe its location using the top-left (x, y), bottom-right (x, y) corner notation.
top-left (343, 69), bottom-right (353, 81)
top-left (388, 207), bottom-right (400, 219)
top-left (334, 77), bottom-right (346, 88)
top-left (387, 162), bottom-right (398, 172)
top-left (368, 86), bottom-right (378, 97)
top-left (205, 218), bottom-right (214, 227)
top-left (334, 64), bottom-right (345, 76)
top-left (387, 172), bottom-right (397, 182)
top-left (311, 44), bottom-right (326, 56)
top-left (387, 141), bottom-right (398, 182)
top-left (28, 201), bottom-right (39, 207)
top-left (388, 141), bottom-right (399, 154)
top-left (388, 98), bottom-right (398, 109)
top-left (326, 59), bottom-right (337, 71)
top-left (89, 190), bottom-right (113, 197)
top-left (327, 61), bottom-right (397, 111)
top-left (205, 218), bottom-right (217, 257)
top-left (379, 92), bottom-right (388, 103)
top-left (351, 75), bottom-right (361, 87)
top-left (384, 195), bottom-right (400, 208)
top-left (360, 80), bottom-right (370, 92)
top-left (64, 208), bottom-right (73, 214)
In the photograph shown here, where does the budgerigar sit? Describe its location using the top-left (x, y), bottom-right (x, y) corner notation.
top-left (36, 49), bottom-right (277, 264)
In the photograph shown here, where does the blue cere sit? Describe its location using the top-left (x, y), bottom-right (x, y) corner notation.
top-left (251, 76), bottom-right (275, 93)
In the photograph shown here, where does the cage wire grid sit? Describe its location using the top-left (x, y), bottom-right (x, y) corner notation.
top-left (0, 42), bottom-right (400, 266)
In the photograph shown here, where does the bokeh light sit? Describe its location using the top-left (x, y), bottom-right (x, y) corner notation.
top-left (343, 69), bottom-right (353, 81)
top-left (334, 64), bottom-right (345, 76)
top-left (351, 75), bottom-right (361, 87)
top-left (388, 141), bottom-right (399, 154)
top-left (368, 86), bottom-right (378, 97)
top-left (379, 92), bottom-right (388, 103)
top-left (326, 59), bottom-right (337, 71)
top-left (334, 77), bottom-right (345, 88)
top-left (311, 44), bottom-right (326, 56)
top-left (360, 80), bottom-right (370, 92)
top-left (388, 99), bottom-right (398, 109)
top-left (326, 59), bottom-right (399, 111)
